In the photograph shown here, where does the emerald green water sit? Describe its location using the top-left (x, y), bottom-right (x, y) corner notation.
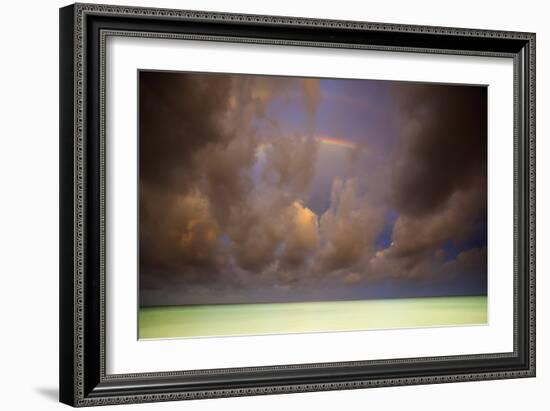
top-left (139, 296), bottom-right (487, 339)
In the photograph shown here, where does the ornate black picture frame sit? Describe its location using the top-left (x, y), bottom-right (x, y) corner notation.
top-left (59, 3), bottom-right (535, 407)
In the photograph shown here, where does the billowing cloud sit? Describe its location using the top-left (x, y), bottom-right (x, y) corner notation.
top-left (368, 84), bottom-right (488, 277)
top-left (139, 72), bottom-right (325, 294)
top-left (139, 71), bottom-right (235, 189)
top-left (378, 182), bottom-right (485, 269)
top-left (319, 178), bottom-right (383, 272)
top-left (391, 84), bottom-right (487, 218)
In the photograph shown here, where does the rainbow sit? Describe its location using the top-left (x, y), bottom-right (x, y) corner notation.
top-left (316, 136), bottom-right (356, 150)
top-left (255, 136), bottom-right (356, 155)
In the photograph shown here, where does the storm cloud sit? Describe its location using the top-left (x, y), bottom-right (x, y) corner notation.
top-left (391, 84), bottom-right (487, 217)
top-left (367, 84), bottom-right (487, 279)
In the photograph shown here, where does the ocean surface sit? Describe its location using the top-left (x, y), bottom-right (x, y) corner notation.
top-left (139, 295), bottom-right (487, 339)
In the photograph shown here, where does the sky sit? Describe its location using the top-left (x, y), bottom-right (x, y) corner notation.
top-left (139, 71), bottom-right (487, 307)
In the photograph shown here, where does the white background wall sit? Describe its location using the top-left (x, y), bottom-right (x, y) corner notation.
top-left (0, 0), bottom-right (545, 409)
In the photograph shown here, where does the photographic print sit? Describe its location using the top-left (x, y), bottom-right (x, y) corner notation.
top-left (138, 71), bottom-right (488, 339)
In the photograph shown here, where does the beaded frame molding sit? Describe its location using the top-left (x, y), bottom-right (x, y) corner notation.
top-left (59, 3), bottom-right (536, 407)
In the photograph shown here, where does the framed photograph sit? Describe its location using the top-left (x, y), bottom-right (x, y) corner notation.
top-left (59, 3), bottom-right (536, 407)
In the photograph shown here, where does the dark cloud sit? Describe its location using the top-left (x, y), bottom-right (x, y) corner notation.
top-left (368, 84), bottom-right (488, 276)
top-left (382, 182), bottom-right (485, 265)
top-left (139, 71), bottom-right (253, 293)
top-left (391, 84), bottom-right (487, 218)
top-left (140, 71), bottom-right (235, 189)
